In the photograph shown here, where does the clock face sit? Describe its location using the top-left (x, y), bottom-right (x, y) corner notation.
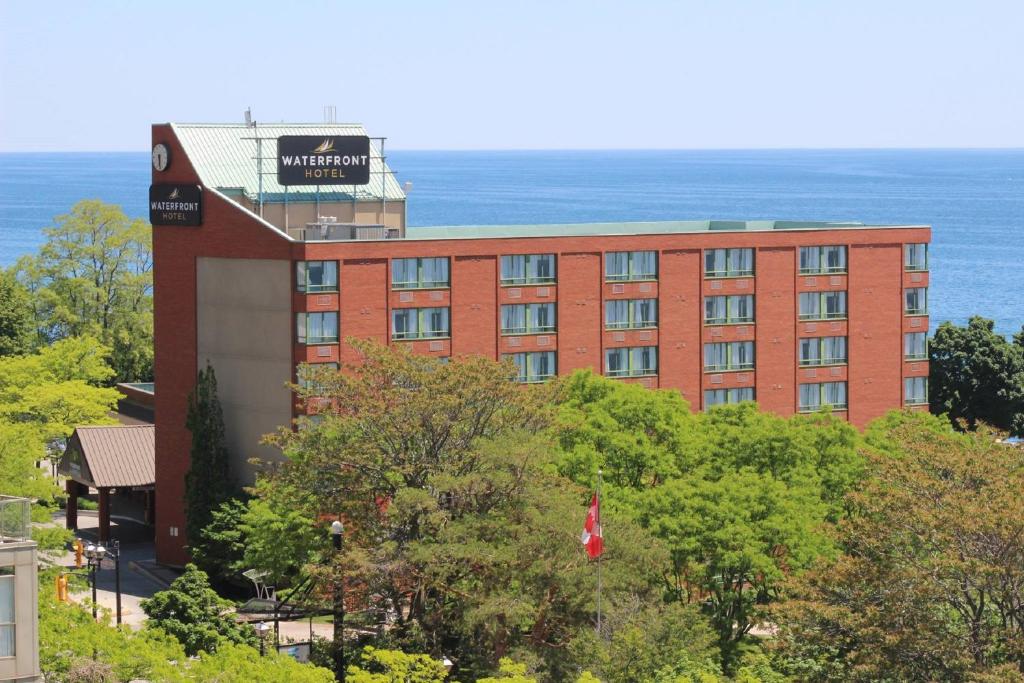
top-left (152, 144), bottom-right (170, 172)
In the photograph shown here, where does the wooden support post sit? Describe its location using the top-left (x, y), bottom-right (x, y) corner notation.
top-left (98, 487), bottom-right (111, 542)
top-left (65, 480), bottom-right (79, 531)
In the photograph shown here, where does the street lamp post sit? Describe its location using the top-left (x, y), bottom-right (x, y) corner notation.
top-left (83, 540), bottom-right (122, 624)
top-left (331, 520), bottom-right (345, 683)
top-left (255, 621), bottom-right (271, 657)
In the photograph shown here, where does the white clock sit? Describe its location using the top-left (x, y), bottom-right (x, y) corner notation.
top-left (152, 144), bottom-right (170, 172)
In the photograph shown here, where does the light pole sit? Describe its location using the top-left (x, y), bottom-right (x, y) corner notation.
top-left (331, 520), bottom-right (345, 682)
top-left (255, 621), bottom-right (271, 657)
top-left (84, 543), bottom-right (104, 621)
top-left (83, 540), bottom-right (122, 624)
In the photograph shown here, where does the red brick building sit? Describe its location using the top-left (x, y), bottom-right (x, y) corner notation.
top-left (151, 122), bottom-right (930, 565)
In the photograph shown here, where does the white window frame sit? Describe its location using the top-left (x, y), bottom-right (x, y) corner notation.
top-left (704, 295), bottom-right (755, 324)
top-left (704, 248), bottom-right (755, 278)
top-left (798, 381), bottom-right (848, 412)
top-left (604, 346), bottom-right (658, 377)
top-left (798, 336), bottom-right (847, 367)
top-left (905, 287), bottom-right (927, 315)
top-left (905, 243), bottom-right (928, 271)
top-left (503, 351), bottom-right (557, 383)
top-left (605, 298), bottom-right (658, 329)
top-left (799, 245), bottom-right (847, 274)
top-left (0, 567), bottom-right (14, 658)
top-left (904, 332), bottom-right (928, 360)
top-left (905, 376), bottom-right (928, 405)
top-left (799, 291), bottom-right (847, 321)
top-left (703, 341), bottom-right (755, 372)
top-left (500, 303), bottom-right (556, 335)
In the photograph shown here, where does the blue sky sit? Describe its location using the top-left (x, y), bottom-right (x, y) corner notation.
top-left (1, 0), bottom-right (1021, 151)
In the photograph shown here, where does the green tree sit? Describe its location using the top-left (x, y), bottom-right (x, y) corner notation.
top-left (184, 362), bottom-right (232, 554)
top-left (346, 646), bottom-right (449, 682)
top-left (191, 497), bottom-right (248, 585)
top-left (773, 419), bottom-right (1024, 681)
top-left (16, 199), bottom-right (153, 381)
top-left (929, 316), bottom-right (1024, 434)
top-left (140, 563), bottom-right (257, 656)
top-left (554, 375), bottom-right (857, 668)
top-left (0, 269), bottom-right (35, 356)
top-left (238, 481), bottom-right (326, 587)
top-left (267, 342), bottom-right (680, 681)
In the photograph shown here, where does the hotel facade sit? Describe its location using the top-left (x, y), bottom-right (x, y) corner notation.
top-left (151, 123), bottom-right (930, 565)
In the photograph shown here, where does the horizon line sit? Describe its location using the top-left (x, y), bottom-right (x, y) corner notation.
top-left (3, 145), bottom-right (1024, 154)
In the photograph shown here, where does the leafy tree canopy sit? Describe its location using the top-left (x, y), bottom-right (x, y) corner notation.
top-left (16, 199), bottom-right (153, 382)
top-left (929, 316), bottom-right (1024, 434)
top-left (0, 268), bottom-right (35, 356)
top-left (773, 420), bottom-right (1024, 681)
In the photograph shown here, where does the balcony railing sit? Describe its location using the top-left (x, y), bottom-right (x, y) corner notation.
top-left (0, 496), bottom-right (31, 542)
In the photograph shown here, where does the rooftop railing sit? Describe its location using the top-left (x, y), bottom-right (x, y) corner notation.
top-left (0, 496), bottom-right (31, 542)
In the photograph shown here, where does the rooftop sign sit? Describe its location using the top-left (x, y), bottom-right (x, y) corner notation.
top-left (149, 184), bottom-right (202, 226)
top-left (276, 135), bottom-right (371, 186)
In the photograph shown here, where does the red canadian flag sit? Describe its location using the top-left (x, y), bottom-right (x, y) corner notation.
top-left (581, 492), bottom-right (604, 559)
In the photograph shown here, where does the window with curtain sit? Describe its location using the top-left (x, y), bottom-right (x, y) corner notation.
top-left (604, 346), bottom-right (658, 377)
top-left (704, 387), bottom-right (755, 409)
top-left (799, 291), bottom-right (847, 320)
top-left (500, 254), bottom-right (556, 285)
top-left (905, 377), bottom-right (928, 405)
top-left (799, 245), bottom-right (847, 274)
top-left (391, 307), bottom-right (450, 340)
top-left (296, 260), bottom-right (338, 293)
top-left (799, 381), bottom-right (848, 412)
top-left (905, 287), bottom-right (927, 314)
top-left (605, 298), bottom-right (658, 329)
top-left (296, 312), bottom-right (339, 344)
top-left (905, 243), bottom-right (928, 271)
top-left (0, 567), bottom-right (14, 658)
top-left (704, 248), bottom-right (755, 277)
top-left (605, 251), bottom-right (657, 281)
top-left (905, 332), bottom-right (928, 360)
top-left (391, 257), bottom-right (450, 289)
top-left (704, 295), bottom-right (754, 324)
top-left (704, 341), bottom-right (755, 371)
top-left (500, 304), bottom-right (556, 334)
top-left (503, 351), bottom-right (557, 383)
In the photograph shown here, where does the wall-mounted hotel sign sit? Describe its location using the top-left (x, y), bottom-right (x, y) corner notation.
top-left (149, 184), bottom-right (203, 226)
top-left (277, 135), bottom-right (371, 185)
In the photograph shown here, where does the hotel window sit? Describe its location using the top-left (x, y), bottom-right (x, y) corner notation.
top-left (905, 243), bottom-right (928, 271)
top-left (0, 566), bottom-right (13, 657)
top-left (501, 303), bottom-right (556, 335)
top-left (392, 257), bottom-right (450, 289)
top-left (704, 248), bottom-right (754, 278)
top-left (799, 381), bottom-right (848, 412)
top-left (296, 260), bottom-right (338, 293)
top-left (704, 295), bottom-right (754, 324)
top-left (503, 351), bottom-right (556, 383)
top-left (605, 346), bottom-right (658, 377)
top-left (704, 341), bottom-right (755, 372)
top-left (799, 245), bottom-right (847, 274)
top-left (296, 312), bottom-right (338, 344)
top-left (799, 291), bottom-right (847, 320)
top-left (297, 362), bottom-right (339, 393)
top-left (905, 377), bottom-right (928, 405)
top-left (605, 298), bottom-right (658, 329)
top-left (905, 287), bottom-right (927, 315)
top-left (605, 251), bottom-right (657, 282)
top-left (391, 307), bottom-right (450, 340)
top-left (501, 254), bottom-right (556, 285)
top-left (704, 387), bottom-right (755, 409)
top-left (905, 332), bottom-right (928, 360)
top-left (799, 336), bottom-right (847, 367)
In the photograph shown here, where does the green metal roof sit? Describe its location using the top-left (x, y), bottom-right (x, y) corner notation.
top-left (404, 219), bottom-right (922, 241)
top-left (170, 123), bottom-right (406, 203)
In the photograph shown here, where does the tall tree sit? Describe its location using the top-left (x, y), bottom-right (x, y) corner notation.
top-left (16, 199), bottom-right (153, 382)
top-left (184, 363), bottom-right (232, 553)
top-left (773, 417), bottom-right (1024, 681)
top-left (267, 342), bottom-right (696, 681)
top-left (929, 316), bottom-right (1024, 434)
top-left (0, 269), bottom-right (35, 356)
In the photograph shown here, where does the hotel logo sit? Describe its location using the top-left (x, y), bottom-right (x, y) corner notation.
top-left (277, 135), bottom-right (371, 186)
top-left (149, 184), bottom-right (202, 226)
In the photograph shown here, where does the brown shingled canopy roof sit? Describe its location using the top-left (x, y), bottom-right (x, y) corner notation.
top-left (59, 425), bottom-right (155, 489)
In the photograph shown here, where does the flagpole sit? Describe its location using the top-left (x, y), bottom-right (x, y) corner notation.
top-left (596, 467), bottom-right (602, 637)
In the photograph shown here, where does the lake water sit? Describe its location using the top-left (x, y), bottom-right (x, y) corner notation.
top-left (1, 149), bottom-right (1022, 334)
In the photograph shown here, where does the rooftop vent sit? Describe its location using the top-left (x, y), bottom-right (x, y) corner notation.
top-left (709, 220), bottom-right (747, 231)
